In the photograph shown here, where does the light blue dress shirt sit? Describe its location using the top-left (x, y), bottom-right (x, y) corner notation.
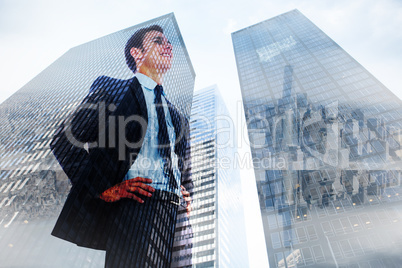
top-left (123, 73), bottom-right (181, 197)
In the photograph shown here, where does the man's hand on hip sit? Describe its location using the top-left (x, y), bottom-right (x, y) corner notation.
top-left (181, 185), bottom-right (192, 216)
top-left (99, 177), bottom-right (155, 203)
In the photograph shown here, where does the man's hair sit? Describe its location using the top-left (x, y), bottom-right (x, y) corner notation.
top-left (125, 25), bottom-right (164, 73)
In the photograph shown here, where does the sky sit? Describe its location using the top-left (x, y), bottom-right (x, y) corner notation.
top-left (1, 0), bottom-right (402, 106)
top-left (1, 0), bottom-right (402, 266)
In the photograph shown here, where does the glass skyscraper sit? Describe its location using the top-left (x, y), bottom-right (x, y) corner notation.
top-left (0, 13), bottom-right (195, 267)
top-left (171, 86), bottom-right (249, 267)
top-left (232, 9), bottom-right (402, 267)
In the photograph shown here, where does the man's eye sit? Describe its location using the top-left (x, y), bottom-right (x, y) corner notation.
top-left (153, 39), bottom-right (163, 45)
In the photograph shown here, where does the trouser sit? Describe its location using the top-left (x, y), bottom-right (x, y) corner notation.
top-left (105, 190), bottom-right (179, 268)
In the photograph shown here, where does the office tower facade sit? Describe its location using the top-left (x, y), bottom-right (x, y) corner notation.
top-left (233, 10), bottom-right (402, 268)
top-left (0, 13), bottom-right (195, 267)
top-left (171, 86), bottom-right (249, 267)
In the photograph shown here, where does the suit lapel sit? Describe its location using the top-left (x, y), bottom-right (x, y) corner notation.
top-left (166, 99), bottom-right (184, 157)
top-left (128, 77), bottom-right (148, 124)
top-left (128, 78), bottom-right (184, 158)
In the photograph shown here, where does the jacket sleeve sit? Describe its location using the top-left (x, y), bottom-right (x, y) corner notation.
top-left (50, 76), bottom-right (108, 186)
top-left (180, 117), bottom-right (193, 196)
top-left (167, 100), bottom-right (193, 195)
top-left (50, 76), bottom-right (119, 249)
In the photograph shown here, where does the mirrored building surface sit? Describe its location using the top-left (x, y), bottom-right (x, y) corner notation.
top-left (232, 9), bottom-right (402, 268)
top-left (0, 13), bottom-right (195, 267)
top-left (172, 86), bottom-right (249, 267)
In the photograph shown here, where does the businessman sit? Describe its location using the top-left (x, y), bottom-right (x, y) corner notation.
top-left (50, 25), bottom-right (192, 268)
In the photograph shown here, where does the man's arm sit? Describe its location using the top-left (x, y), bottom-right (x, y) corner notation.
top-left (99, 177), bottom-right (155, 203)
top-left (180, 116), bottom-right (193, 216)
top-left (181, 185), bottom-right (192, 216)
top-left (51, 77), bottom-right (154, 204)
top-left (50, 86), bottom-right (102, 185)
top-left (181, 116), bottom-right (193, 190)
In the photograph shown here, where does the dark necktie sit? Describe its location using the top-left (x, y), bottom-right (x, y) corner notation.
top-left (154, 85), bottom-right (178, 190)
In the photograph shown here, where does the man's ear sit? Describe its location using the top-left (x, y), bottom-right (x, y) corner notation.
top-left (130, 47), bottom-right (143, 62)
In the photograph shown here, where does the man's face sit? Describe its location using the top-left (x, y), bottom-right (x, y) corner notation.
top-left (136, 30), bottom-right (173, 74)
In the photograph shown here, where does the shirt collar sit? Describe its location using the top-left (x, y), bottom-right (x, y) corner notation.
top-left (136, 73), bottom-right (165, 96)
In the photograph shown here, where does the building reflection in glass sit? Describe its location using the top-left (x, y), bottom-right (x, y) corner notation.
top-left (233, 9), bottom-right (402, 268)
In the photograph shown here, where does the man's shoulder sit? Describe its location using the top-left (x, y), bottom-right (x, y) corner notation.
top-left (85, 76), bottom-right (142, 106)
top-left (89, 75), bottom-right (138, 94)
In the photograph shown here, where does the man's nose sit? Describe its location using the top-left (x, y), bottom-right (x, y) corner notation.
top-left (164, 41), bottom-right (172, 51)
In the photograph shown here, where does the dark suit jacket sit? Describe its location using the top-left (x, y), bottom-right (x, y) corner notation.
top-left (50, 76), bottom-right (192, 250)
